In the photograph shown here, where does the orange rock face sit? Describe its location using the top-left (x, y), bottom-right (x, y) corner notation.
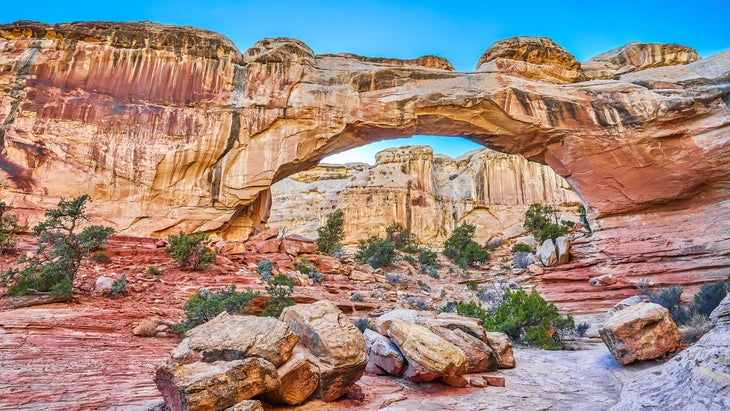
top-left (0, 21), bottom-right (729, 304)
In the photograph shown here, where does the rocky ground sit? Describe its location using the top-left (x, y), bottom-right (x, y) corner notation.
top-left (0, 234), bottom-right (710, 410)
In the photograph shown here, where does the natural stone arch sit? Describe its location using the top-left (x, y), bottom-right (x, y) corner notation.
top-left (2, 21), bottom-right (729, 307)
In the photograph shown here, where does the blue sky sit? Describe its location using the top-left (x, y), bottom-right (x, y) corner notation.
top-left (4, 0), bottom-right (728, 163)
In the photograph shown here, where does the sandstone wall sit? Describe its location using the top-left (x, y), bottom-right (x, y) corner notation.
top-left (269, 146), bottom-right (579, 246)
top-left (1, 21), bottom-right (729, 304)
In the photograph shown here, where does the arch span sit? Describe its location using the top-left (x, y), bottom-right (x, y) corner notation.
top-left (1, 22), bottom-right (729, 306)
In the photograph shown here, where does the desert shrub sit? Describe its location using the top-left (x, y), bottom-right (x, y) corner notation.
top-left (2, 195), bottom-right (114, 298)
top-left (294, 258), bottom-right (324, 283)
top-left (350, 292), bottom-right (364, 302)
top-left (636, 283), bottom-right (689, 324)
top-left (386, 223), bottom-right (418, 253)
top-left (678, 313), bottom-right (715, 343)
top-left (574, 322), bottom-right (590, 338)
top-left (109, 274), bottom-right (127, 298)
top-left (692, 280), bottom-right (729, 317)
top-left (354, 317), bottom-right (371, 333)
top-left (91, 251), bottom-right (112, 264)
top-left (418, 248), bottom-right (438, 266)
top-left (258, 260), bottom-right (274, 282)
top-left (262, 274), bottom-right (295, 318)
top-left (425, 266), bottom-right (439, 279)
top-left (166, 232), bottom-right (214, 270)
top-left (402, 254), bottom-right (417, 266)
top-left (513, 251), bottom-right (533, 269)
top-left (511, 243), bottom-right (532, 253)
top-left (466, 280), bottom-right (478, 290)
top-left (146, 266), bottom-right (162, 276)
top-left (356, 235), bottom-right (396, 268)
top-left (523, 204), bottom-right (569, 244)
top-left (316, 210), bottom-right (345, 255)
top-left (171, 285), bottom-right (260, 333)
top-left (485, 288), bottom-right (575, 349)
top-left (578, 204), bottom-right (591, 234)
top-left (385, 272), bottom-right (406, 285)
top-left (0, 201), bottom-right (22, 254)
top-left (406, 296), bottom-right (429, 310)
top-left (443, 223), bottom-right (489, 267)
top-left (416, 279), bottom-right (431, 292)
top-left (451, 289), bottom-right (575, 350)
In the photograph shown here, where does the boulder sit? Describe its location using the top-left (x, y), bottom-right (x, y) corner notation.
top-left (371, 309), bottom-right (435, 335)
top-left (224, 400), bottom-right (264, 411)
top-left (133, 318), bottom-right (160, 337)
top-left (94, 276), bottom-right (114, 295)
top-left (170, 312), bottom-right (299, 367)
top-left (363, 329), bottom-right (405, 376)
top-left (248, 228), bottom-right (280, 242)
top-left (599, 302), bottom-right (682, 365)
top-left (280, 300), bottom-right (367, 401)
top-left (259, 346), bottom-right (319, 406)
top-left (279, 235), bottom-right (318, 256)
top-left (428, 313), bottom-right (488, 342)
top-left (253, 238), bottom-right (281, 254)
top-left (555, 236), bottom-right (570, 265)
top-left (538, 239), bottom-right (558, 267)
top-left (430, 326), bottom-right (498, 373)
top-left (314, 256), bottom-right (346, 275)
top-left (154, 358), bottom-right (278, 411)
top-left (485, 332), bottom-right (516, 369)
top-left (387, 318), bottom-right (468, 385)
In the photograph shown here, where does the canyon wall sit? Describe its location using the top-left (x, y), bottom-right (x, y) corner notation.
top-left (1, 21), bottom-right (729, 305)
top-left (269, 146), bottom-right (579, 246)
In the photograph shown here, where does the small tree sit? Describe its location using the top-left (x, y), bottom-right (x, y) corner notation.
top-left (262, 274), bottom-right (295, 317)
top-left (316, 210), bottom-right (345, 255)
top-left (355, 235), bottom-right (396, 268)
top-left (166, 232), bottom-right (214, 270)
top-left (523, 204), bottom-right (569, 244)
top-left (443, 223), bottom-right (489, 267)
top-left (385, 223), bottom-right (418, 252)
top-left (0, 201), bottom-right (22, 254)
top-left (171, 285), bottom-right (260, 333)
top-left (2, 195), bottom-right (114, 298)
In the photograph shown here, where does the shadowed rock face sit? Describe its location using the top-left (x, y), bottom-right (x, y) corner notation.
top-left (1, 21), bottom-right (729, 302)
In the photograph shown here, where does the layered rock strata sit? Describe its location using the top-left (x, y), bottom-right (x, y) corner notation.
top-left (269, 146), bottom-right (579, 246)
top-left (1, 21), bottom-right (729, 308)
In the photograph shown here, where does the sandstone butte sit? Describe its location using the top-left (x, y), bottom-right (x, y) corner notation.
top-left (1, 20), bottom-right (729, 309)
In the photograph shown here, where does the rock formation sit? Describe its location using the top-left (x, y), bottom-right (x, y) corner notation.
top-left (269, 146), bottom-right (579, 246)
top-left (599, 302), bottom-right (682, 364)
top-left (1, 21), bottom-right (729, 308)
top-left (610, 295), bottom-right (730, 410)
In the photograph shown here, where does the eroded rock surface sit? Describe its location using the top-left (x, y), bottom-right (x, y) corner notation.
top-left (599, 302), bottom-right (682, 365)
top-left (1, 21), bottom-right (728, 309)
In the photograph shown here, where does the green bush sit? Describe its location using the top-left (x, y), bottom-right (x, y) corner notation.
top-left (109, 274), bottom-right (127, 298)
top-left (692, 281), bottom-right (729, 317)
top-left (523, 204), bottom-right (569, 244)
top-left (171, 285), bottom-right (260, 333)
top-left (262, 274), bottom-right (295, 317)
top-left (511, 243), bottom-right (532, 253)
top-left (91, 251), bottom-right (112, 264)
top-left (356, 235), bottom-right (396, 268)
top-left (418, 248), bottom-right (438, 266)
top-left (316, 210), bottom-right (345, 255)
top-left (2, 195), bottom-right (114, 298)
top-left (146, 266), bottom-right (162, 276)
top-left (0, 201), bottom-right (22, 254)
top-left (354, 317), bottom-right (371, 333)
top-left (257, 259), bottom-right (274, 282)
top-left (466, 280), bottom-right (478, 290)
top-left (350, 292), bottom-right (364, 302)
top-left (449, 288), bottom-right (575, 350)
top-left (578, 204), bottom-right (591, 234)
top-left (166, 231), bottom-right (214, 270)
top-left (402, 254), bottom-right (417, 266)
top-left (294, 258), bottom-right (324, 283)
top-left (386, 223), bottom-right (418, 252)
top-left (443, 224), bottom-right (489, 268)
